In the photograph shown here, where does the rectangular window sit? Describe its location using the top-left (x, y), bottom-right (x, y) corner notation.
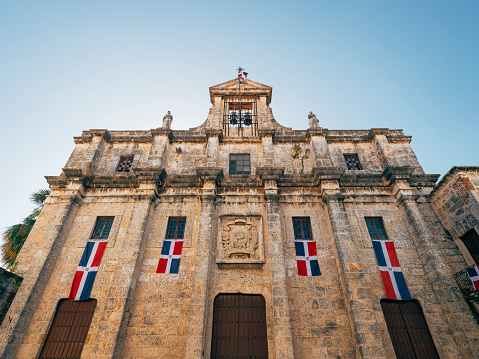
top-left (229, 154), bottom-right (251, 175)
top-left (461, 229), bottom-right (479, 264)
top-left (91, 217), bottom-right (114, 239)
top-left (292, 217), bottom-right (312, 240)
top-left (166, 218), bottom-right (186, 239)
top-left (344, 154), bottom-right (362, 170)
top-left (365, 217), bottom-right (388, 239)
top-left (117, 156), bottom-right (134, 172)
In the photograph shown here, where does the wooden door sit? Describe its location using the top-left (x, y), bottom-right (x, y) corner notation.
top-left (211, 294), bottom-right (268, 359)
top-left (39, 299), bottom-right (96, 359)
top-left (381, 300), bottom-right (439, 359)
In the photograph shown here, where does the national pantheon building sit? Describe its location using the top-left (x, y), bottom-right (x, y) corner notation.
top-left (1, 77), bottom-right (478, 359)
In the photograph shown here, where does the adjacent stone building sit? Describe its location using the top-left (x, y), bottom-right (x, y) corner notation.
top-left (1, 77), bottom-right (478, 358)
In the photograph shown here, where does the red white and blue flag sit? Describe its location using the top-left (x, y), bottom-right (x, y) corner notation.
top-left (69, 240), bottom-right (107, 301)
top-left (156, 240), bottom-right (183, 274)
top-left (466, 265), bottom-right (479, 290)
top-left (372, 240), bottom-right (411, 300)
top-left (295, 240), bottom-right (321, 276)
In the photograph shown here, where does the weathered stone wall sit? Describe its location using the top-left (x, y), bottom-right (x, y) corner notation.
top-left (0, 268), bottom-right (22, 327)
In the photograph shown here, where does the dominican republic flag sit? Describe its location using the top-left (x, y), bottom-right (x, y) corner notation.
top-left (372, 240), bottom-right (411, 300)
top-left (466, 265), bottom-right (479, 290)
top-left (69, 241), bottom-right (107, 301)
top-left (237, 71), bottom-right (248, 78)
top-left (295, 240), bottom-right (321, 276)
top-left (156, 240), bottom-right (183, 274)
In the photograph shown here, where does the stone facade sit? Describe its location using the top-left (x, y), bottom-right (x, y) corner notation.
top-left (1, 78), bottom-right (478, 358)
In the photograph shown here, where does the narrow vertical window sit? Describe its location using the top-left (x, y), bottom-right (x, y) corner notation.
top-left (344, 154), bottom-right (362, 170)
top-left (166, 217), bottom-right (186, 239)
top-left (365, 217), bottom-right (388, 239)
top-left (229, 154), bottom-right (251, 175)
top-left (293, 217), bottom-right (312, 240)
top-left (461, 229), bottom-right (479, 264)
top-left (117, 155), bottom-right (134, 172)
top-left (91, 217), bottom-right (114, 239)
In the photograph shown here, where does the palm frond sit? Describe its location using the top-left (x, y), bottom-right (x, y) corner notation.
top-left (30, 189), bottom-right (51, 208)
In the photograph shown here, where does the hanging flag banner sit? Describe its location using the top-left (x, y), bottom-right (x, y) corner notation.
top-left (295, 240), bottom-right (321, 276)
top-left (372, 240), bottom-right (411, 300)
top-left (466, 265), bottom-right (479, 290)
top-left (69, 240), bottom-right (107, 301)
top-left (156, 240), bottom-right (183, 274)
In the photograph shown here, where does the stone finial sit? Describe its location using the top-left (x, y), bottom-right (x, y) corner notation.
top-left (162, 110), bottom-right (173, 129)
top-left (308, 111), bottom-right (319, 129)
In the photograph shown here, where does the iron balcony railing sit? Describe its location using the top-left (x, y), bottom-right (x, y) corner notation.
top-left (454, 264), bottom-right (478, 296)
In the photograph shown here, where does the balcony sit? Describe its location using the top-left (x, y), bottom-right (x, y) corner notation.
top-left (454, 264), bottom-right (479, 302)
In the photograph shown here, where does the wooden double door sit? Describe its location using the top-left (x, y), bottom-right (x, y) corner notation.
top-left (211, 294), bottom-right (268, 359)
top-left (381, 300), bottom-right (439, 359)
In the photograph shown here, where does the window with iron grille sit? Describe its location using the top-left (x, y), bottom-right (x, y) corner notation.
top-left (166, 218), bottom-right (186, 239)
top-left (223, 95), bottom-right (258, 136)
top-left (461, 229), bottom-right (479, 264)
top-left (293, 217), bottom-right (312, 240)
top-left (229, 154), bottom-right (251, 175)
top-left (365, 217), bottom-right (388, 239)
top-left (91, 217), bottom-right (114, 239)
top-left (344, 154), bottom-right (362, 170)
top-left (117, 156), bottom-right (134, 172)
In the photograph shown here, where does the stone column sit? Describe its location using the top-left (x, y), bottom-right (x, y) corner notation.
top-left (308, 128), bottom-right (333, 167)
top-left (258, 167), bottom-right (295, 359)
top-left (0, 181), bottom-right (85, 359)
top-left (90, 192), bottom-right (155, 358)
top-left (321, 174), bottom-right (387, 359)
top-left (397, 189), bottom-right (479, 357)
top-left (185, 168), bottom-right (221, 359)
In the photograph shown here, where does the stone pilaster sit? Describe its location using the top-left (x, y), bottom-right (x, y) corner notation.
top-left (308, 128), bottom-right (333, 167)
top-left (205, 130), bottom-right (222, 168)
top-left (90, 193), bottom-right (155, 359)
top-left (185, 168), bottom-right (221, 359)
top-left (320, 173), bottom-right (387, 359)
top-left (368, 128), bottom-right (397, 169)
top-left (259, 130), bottom-right (274, 167)
top-left (258, 167), bottom-right (295, 359)
top-left (396, 188), bottom-right (479, 357)
top-left (0, 185), bottom-right (84, 359)
top-left (77, 129), bottom-right (111, 176)
top-left (147, 128), bottom-right (172, 167)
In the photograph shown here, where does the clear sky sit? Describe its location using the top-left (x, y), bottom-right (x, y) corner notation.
top-left (0, 1), bottom-right (478, 246)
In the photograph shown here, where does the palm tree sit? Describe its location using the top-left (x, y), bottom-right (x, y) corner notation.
top-left (1, 189), bottom-right (51, 271)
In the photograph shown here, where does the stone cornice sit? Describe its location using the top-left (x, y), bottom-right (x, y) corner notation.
top-left (74, 129), bottom-right (111, 144)
top-left (312, 166), bottom-right (346, 184)
top-left (257, 167), bottom-right (285, 181)
top-left (382, 166), bottom-right (416, 182)
top-left (196, 167), bottom-right (223, 183)
top-left (429, 166), bottom-right (479, 199)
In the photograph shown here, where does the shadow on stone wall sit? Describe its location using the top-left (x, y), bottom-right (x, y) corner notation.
top-left (0, 267), bottom-right (22, 325)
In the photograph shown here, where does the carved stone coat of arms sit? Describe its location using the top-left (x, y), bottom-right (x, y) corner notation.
top-left (217, 216), bottom-right (264, 264)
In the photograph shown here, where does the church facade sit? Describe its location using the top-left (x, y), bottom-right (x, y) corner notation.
top-left (1, 77), bottom-right (478, 359)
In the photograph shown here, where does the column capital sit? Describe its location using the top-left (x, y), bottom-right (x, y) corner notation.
top-left (257, 166), bottom-right (284, 181)
top-left (205, 129), bottom-right (223, 141)
top-left (150, 127), bottom-right (173, 141)
top-left (367, 128), bottom-right (389, 140)
top-left (312, 166), bottom-right (345, 184)
top-left (306, 127), bottom-right (329, 138)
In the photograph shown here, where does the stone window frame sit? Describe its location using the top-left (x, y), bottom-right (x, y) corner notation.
top-left (111, 149), bottom-right (143, 173)
top-left (229, 153), bottom-right (251, 175)
top-left (292, 217), bottom-right (313, 240)
top-left (116, 155), bottom-right (134, 172)
top-left (222, 147), bottom-right (259, 176)
top-left (348, 206), bottom-right (411, 249)
top-left (149, 202), bottom-right (197, 248)
top-left (365, 217), bottom-right (389, 240)
top-left (344, 153), bottom-right (362, 171)
top-left (91, 216), bottom-right (115, 239)
top-left (77, 208), bottom-right (125, 248)
top-left (282, 208), bottom-right (323, 248)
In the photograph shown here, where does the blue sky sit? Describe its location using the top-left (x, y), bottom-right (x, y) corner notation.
top-left (0, 1), bottom-right (478, 246)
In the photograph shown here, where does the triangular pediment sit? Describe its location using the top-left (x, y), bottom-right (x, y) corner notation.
top-left (209, 78), bottom-right (272, 104)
